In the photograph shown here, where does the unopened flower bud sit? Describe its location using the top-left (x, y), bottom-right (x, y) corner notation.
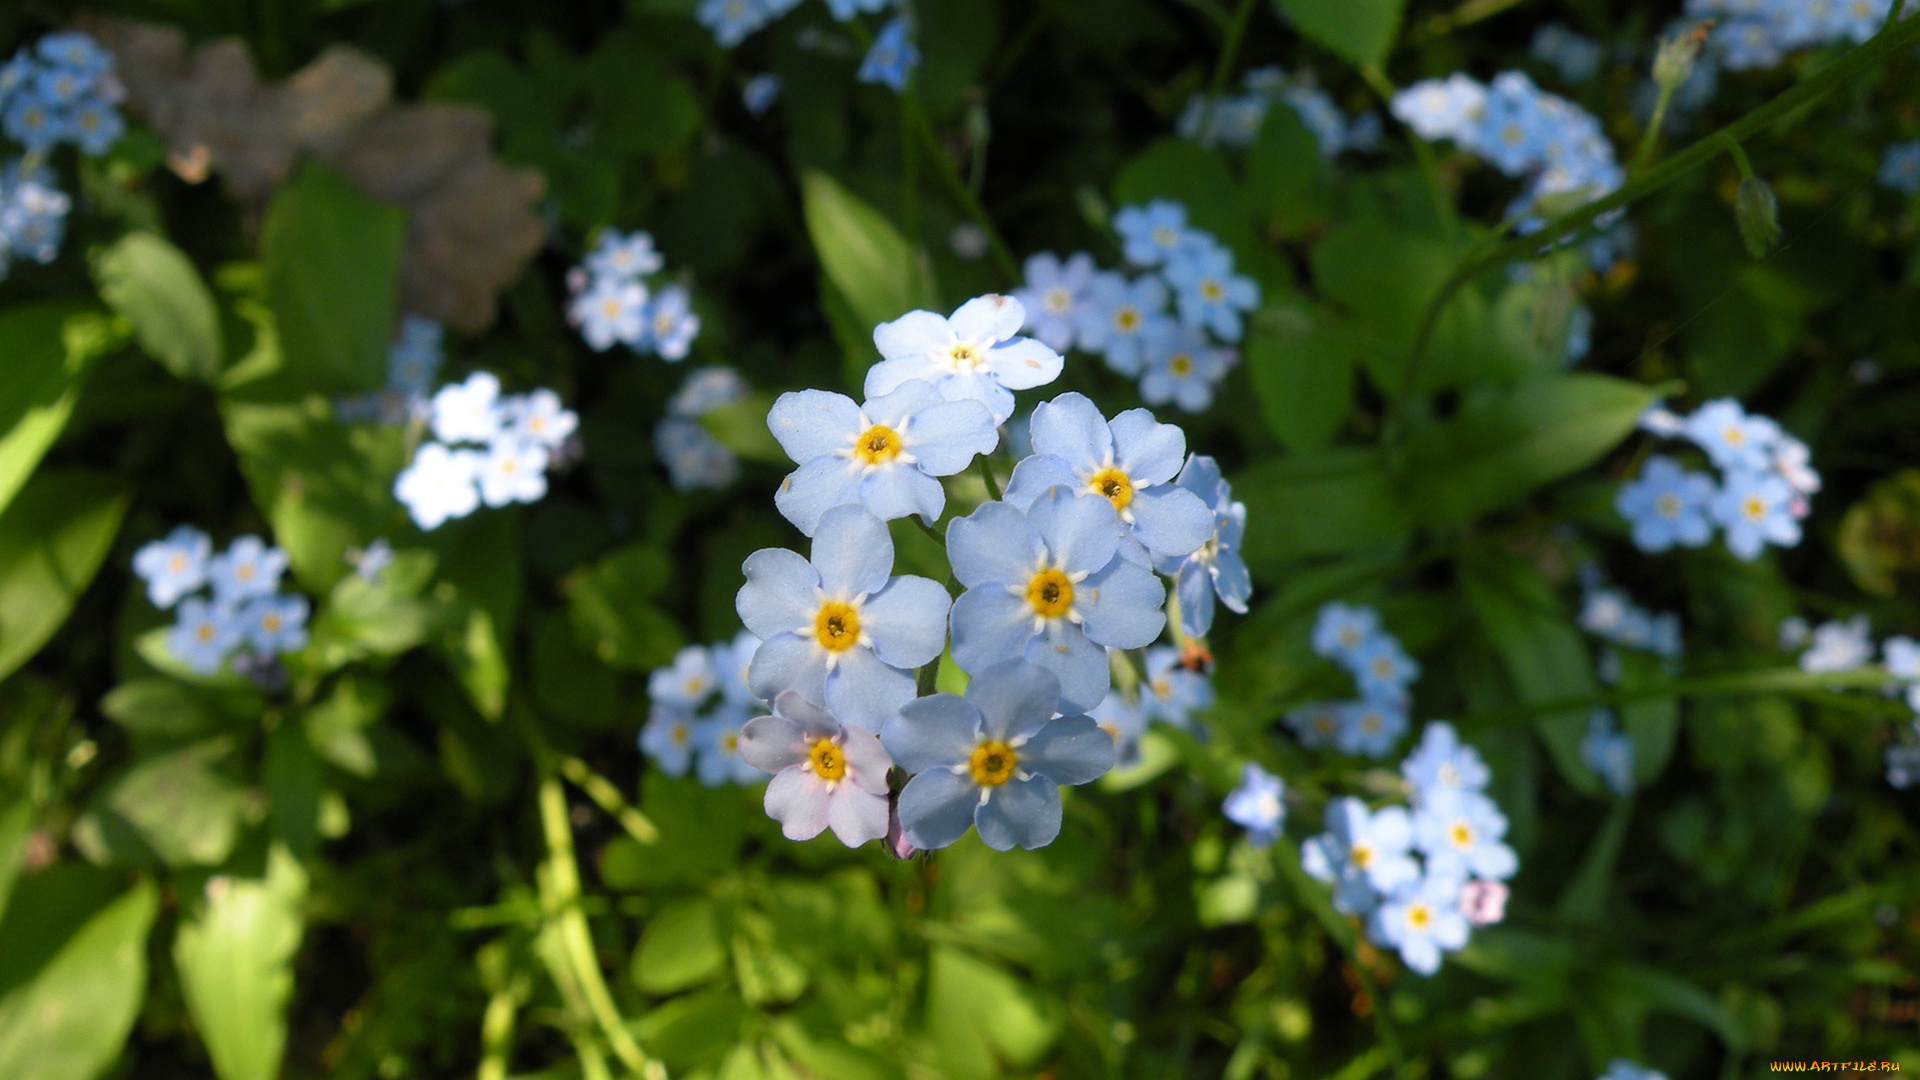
top-left (1654, 24), bottom-right (1708, 94)
top-left (1736, 176), bottom-right (1780, 259)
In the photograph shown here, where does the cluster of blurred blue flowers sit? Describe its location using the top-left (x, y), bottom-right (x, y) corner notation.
top-left (1880, 139), bottom-right (1920, 196)
top-left (1177, 66), bottom-right (1380, 157)
top-left (696, 0), bottom-right (917, 93)
top-left (1623, 398), bottom-right (1818, 561)
top-left (1293, 722), bottom-right (1517, 976)
top-left (569, 230), bottom-right (701, 361)
top-left (1577, 571), bottom-right (1683, 664)
top-left (1687, 0), bottom-right (1902, 70)
top-left (1, 33), bottom-right (126, 278)
top-left (335, 316), bottom-right (445, 426)
top-left (1530, 23), bottom-right (1606, 86)
top-left (1015, 199), bottom-right (1256, 413)
top-left (656, 366), bottom-right (750, 492)
top-left (392, 372), bottom-right (578, 529)
top-left (1771, 614), bottom-right (1920, 790)
top-left (135, 528), bottom-right (309, 676)
top-left (1284, 602), bottom-right (1420, 759)
top-left (640, 635), bottom-right (766, 787)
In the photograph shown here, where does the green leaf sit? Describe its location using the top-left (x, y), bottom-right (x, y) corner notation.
top-left (99, 679), bottom-right (241, 740)
top-left (0, 869), bottom-right (158, 1080)
top-left (1245, 105), bottom-right (1329, 236)
top-left (801, 171), bottom-right (935, 337)
top-left (633, 898), bottom-right (729, 995)
top-left (925, 945), bottom-right (1060, 1080)
top-left (599, 776), bottom-right (746, 889)
top-left (1245, 306), bottom-right (1354, 452)
top-left (93, 231), bottom-right (223, 381)
top-left (1556, 797), bottom-right (1633, 925)
top-left (1275, 0), bottom-right (1407, 68)
top-left (0, 303), bottom-right (97, 520)
top-left (565, 543), bottom-right (685, 671)
top-left (1309, 212), bottom-right (1482, 393)
top-left (586, 34), bottom-right (702, 156)
top-left (264, 724), bottom-right (323, 857)
top-left (1403, 374), bottom-right (1659, 527)
top-left (731, 908), bottom-right (809, 1006)
top-left (1617, 650), bottom-right (1680, 783)
top-left (174, 844), bottom-right (308, 1080)
top-left (302, 675), bottom-right (389, 779)
top-left (0, 801), bottom-right (32, 922)
top-left (0, 471), bottom-right (128, 683)
top-left (77, 738), bottom-right (254, 868)
top-left (261, 162), bottom-right (407, 394)
top-left (1232, 449), bottom-right (1411, 575)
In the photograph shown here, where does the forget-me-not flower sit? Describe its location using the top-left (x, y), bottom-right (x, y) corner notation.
top-left (1581, 708), bottom-right (1635, 795)
top-left (1401, 721), bottom-right (1491, 803)
top-left (1138, 331), bottom-right (1235, 414)
top-left (1616, 454), bottom-right (1717, 552)
top-left (208, 536), bottom-right (287, 602)
top-left (1800, 615), bottom-right (1873, 674)
top-left (570, 276), bottom-right (647, 352)
top-left (649, 644), bottom-right (718, 709)
top-left (692, 707), bottom-right (763, 786)
top-left (867, 294), bottom-right (1064, 424)
top-left (1685, 398), bottom-right (1779, 473)
top-left (737, 505), bottom-right (949, 732)
top-left (644, 284), bottom-right (701, 361)
top-left (1711, 468), bottom-right (1800, 560)
top-left (395, 442), bottom-right (482, 529)
top-left (1154, 454), bottom-right (1250, 638)
top-left (1348, 634), bottom-right (1420, 702)
top-left (506, 389), bottom-right (578, 451)
top-left (1222, 762), bottom-right (1286, 847)
top-left (946, 489), bottom-right (1166, 713)
top-left (696, 0), bottom-right (774, 47)
top-left (239, 594), bottom-right (310, 655)
top-left (742, 74), bottom-right (782, 116)
top-left (1285, 701), bottom-right (1345, 749)
top-left (857, 18), bottom-right (919, 92)
top-left (1412, 788), bottom-right (1518, 882)
top-left (1300, 796), bottom-right (1420, 915)
top-left (1075, 272), bottom-right (1172, 377)
top-left (766, 380), bottom-right (997, 536)
top-left (475, 439), bottom-right (549, 507)
top-left (586, 229), bottom-right (663, 282)
top-left (1368, 872), bottom-right (1470, 976)
top-left (1598, 1059), bottom-right (1670, 1080)
top-left (430, 372), bottom-right (504, 445)
top-left (1313, 601), bottom-right (1380, 661)
top-left (167, 597), bottom-right (244, 675)
top-left (1090, 690), bottom-right (1151, 767)
top-left (740, 690), bottom-right (894, 845)
top-left (1013, 251), bottom-right (1098, 353)
top-left (1112, 200), bottom-right (1199, 267)
top-left (1883, 636), bottom-right (1920, 682)
top-left (640, 706), bottom-right (699, 777)
top-left (1881, 141), bottom-right (1920, 196)
top-left (1162, 242), bottom-right (1259, 341)
top-left (883, 661), bottom-right (1115, 851)
top-left (654, 417), bottom-right (739, 492)
top-left (133, 525), bottom-right (212, 608)
top-left (1335, 698), bottom-right (1410, 758)
top-left (1141, 645), bottom-right (1214, 728)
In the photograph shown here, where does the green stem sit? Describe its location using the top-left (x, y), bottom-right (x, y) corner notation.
top-left (977, 455), bottom-right (1003, 501)
top-left (902, 95), bottom-right (1020, 281)
top-left (1412, 0), bottom-right (1536, 41)
top-left (1888, 0), bottom-right (1909, 27)
top-left (1195, 0), bottom-right (1259, 149)
top-left (477, 974), bottom-right (528, 1080)
top-left (910, 515), bottom-right (946, 548)
top-left (557, 755), bottom-right (660, 844)
top-left (1361, 65), bottom-right (1462, 242)
top-left (916, 659), bottom-right (940, 697)
top-left (1632, 82), bottom-right (1677, 177)
top-left (1465, 667), bottom-right (1903, 729)
top-left (1277, 858), bottom-right (1409, 1077)
top-left (1384, 10), bottom-right (1920, 451)
top-left (1718, 132), bottom-right (1756, 182)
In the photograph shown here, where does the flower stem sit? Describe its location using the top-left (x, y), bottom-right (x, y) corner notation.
top-left (910, 515), bottom-right (947, 548)
top-left (1195, 0), bottom-right (1260, 149)
top-left (902, 95), bottom-right (1020, 280)
top-left (977, 455), bottom-right (1003, 501)
top-left (556, 754), bottom-right (660, 844)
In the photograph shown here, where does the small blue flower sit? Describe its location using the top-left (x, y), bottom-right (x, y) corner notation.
top-left (669, 367), bottom-right (749, 418)
top-left (741, 73), bottom-right (783, 116)
top-left (1400, 722), bottom-right (1491, 803)
top-left (132, 525), bottom-right (212, 609)
top-left (351, 538), bottom-right (394, 582)
top-left (1711, 468), bottom-right (1800, 560)
top-left (1884, 636), bottom-right (1920, 682)
top-left (857, 18), bottom-right (919, 93)
top-left (1141, 645), bottom-right (1214, 729)
top-left (586, 230), bottom-right (663, 282)
top-left (239, 594), bottom-right (310, 655)
top-left (1012, 250), bottom-right (1098, 354)
top-left (1800, 615), bottom-right (1873, 674)
top-left (474, 437), bottom-right (550, 507)
top-left (1472, 72), bottom-right (1553, 175)
top-left (1138, 330), bottom-right (1236, 414)
top-left (640, 706), bottom-right (699, 777)
top-left (67, 98), bottom-right (123, 156)
top-left (430, 372), bottom-right (504, 445)
top-left (386, 316), bottom-right (444, 399)
top-left (2, 92), bottom-right (69, 154)
top-left (1222, 762), bottom-right (1286, 847)
top-left (208, 536), bottom-right (288, 603)
top-left (1300, 796), bottom-right (1420, 915)
top-left (946, 489), bottom-right (1166, 713)
top-left (0, 160), bottom-right (72, 266)
top-left (1284, 701), bottom-right (1345, 749)
top-left (642, 284), bottom-right (701, 361)
top-left (395, 442), bottom-right (482, 529)
top-left (649, 645), bottom-right (718, 710)
top-left (1391, 74), bottom-right (1488, 142)
top-left (570, 276), bottom-right (647, 352)
top-left (1154, 454), bottom-right (1250, 639)
top-left (696, 0), bottom-right (774, 48)
top-left (766, 379), bottom-right (997, 536)
top-left (867, 293), bottom-right (1064, 424)
top-left (1112, 200), bottom-right (1199, 268)
top-left (1581, 708), bottom-right (1634, 796)
top-left (1684, 398), bottom-right (1779, 473)
top-left (1599, 1059), bottom-right (1670, 1080)
top-left (1162, 241), bottom-right (1259, 342)
top-left (825, 0), bottom-right (893, 18)
top-left (1412, 788), bottom-right (1518, 882)
top-left (1074, 272), bottom-right (1173, 376)
top-left (737, 505), bottom-right (950, 732)
top-left (1881, 140), bottom-right (1920, 196)
top-left (1312, 601), bottom-right (1380, 662)
top-left (1003, 392), bottom-right (1216, 565)
top-left (1366, 871), bottom-right (1470, 976)
top-left (504, 389), bottom-right (578, 451)
top-left (1616, 454), bottom-right (1717, 552)
top-left (711, 629), bottom-right (764, 707)
top-left (36, 34), bottom-right (114, 79)
top-left (883, 661), bottom-right (1115, 851)
top-left (654, 417), bottom-right (739, 491)
top-left (738, 690), bottom-right (894, 845)
top-left (1335, 697), bottom-right (1409, 758)
top-left (692, 705), bottom-right (764, 786)
top-left (1090, 690), bottom-right (1151, 767)
top-left (166, 596), bottom-right (243, 675)
top-left (1347, 634), bottom-right (1420, 702)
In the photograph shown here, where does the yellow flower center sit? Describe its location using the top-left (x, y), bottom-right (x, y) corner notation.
top-left (1338, 627), bottom-right (1362, 649)
top-left (1371, 656), bottom-right (1396, 680)
top-left (195, 622), bottom-right (216, 643)
top-left (853, 424), bottom-right (903, 465)
top-left (1655, 492), bottom-right (1683, 519)
top-left (722, 733), bottom-right (739, 752)
top-left (262, 613), bottom-right (282, 633)
top-left (1742, 495), bottom-right (1767, 520)
top-left (1407, 903), bottom-right (1432, 929)
top-left (1199, 280), bottom-right (1223, 302)
top-left (602, 299), bottom-right (622, 319)
top-left (79, 111), bottom-right (99, 130)
top-left (1169, 353), bottom-right (1194, 376)
top-left (969, 740), bottom-right (1017, 786)
top-left (1044, 286), bottom-right (1072, 314)
top-left (1151, 677), bottom-right (1172, 700)
top-left (1723, 426), bottom-right (1745, 446)
top-left (808, 737), bottom-right (846, 781)
top-left (1114, 307), bottom-right (1140, 332)
top-left (1088, 468), bottom-right (1134, 512)
top-left (683, 677), bottom-right (707, 696)
top-left (1449, 822), bottom-right (1474, 848)
top-left (1360, 711), bottom-right (1384, 733)
top-left (671, 723), bottom-right (689, 745)
top-left (236, 565), bottom-right (255, 581)
top-left (1152, 226), bottom-right (1180, 248)
top-left (1350, 843), bottom-right (1374, 868)
top-left (169, 554), bottom-right (187, 572)
top-left (813, 601), bottom-right (862, 652)
top-left (1313, 714), bottom-right (1336, 735)
top-left (1025, 568), bottom-right (1074, 619)
top-left (947, 343), bottom-right (982, 369)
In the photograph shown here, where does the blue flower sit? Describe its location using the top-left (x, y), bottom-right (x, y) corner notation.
top-left (1800, 615), bottom-right (1873, 674)
top-left (1367, 871), bottom-right (1470, 976)
top-left (857, 18), bottom-right (919, 93)
top-left (1616, 454), bottom-right (1717, 552)
top-left (239, 594), bottom-right (310, 655)
top-left (1711, 468), bottom-right (1800, 560)
top-left (642, 284), bottom-right (701, 361)
top-left (767, 380), bottom-right (998, 536)
top-left (670, 367), bottom-right (750, 417)
top-left (1112, 200), bottom-right (1199, 268)
top-left (67, 98), bottom-right (123, 157)
top-left (430, 372), bottom-right (504, 445)
top-left (1472, 72), bottom-right (1553, 175)
top-left (1881, 140), bottom-right (1920, 196)
top-left (1141, 645), bottom-right (1214, 729)
top-left (1090, 690), bottom-right (1151, 767)
top-left (1391, 74), bottom-right (1488, 142)
top-left (1684, 398), bottom-right (1779, 473)
top-left (696, 0), bottom-right (774, 47)
top-left (1300, 797), bottom-right (1420, 915)
top-left (2, 92), bottom-right (69, 154)
top-left (1884, 636), bottom-right (1920, 682)
top-left (1284, 701), bottom-right (1345, 749)
top-left (737, 505), bottom-right (949, 732)
top-left (208, 536), bottom-right (288, 602)
top-left (1012, 250), bottom-right (1097, 353)
top-left (1347, 634), bottom-right (1420, 702)
top-left (1222, 762), bottom-right (1286, 847)
top-left (946, 489), bottom-right (1166, 713)
top-left (1335, 698), bottom-right (1409, 758)
top-left (1162, 241), bottom-right (1259, 342)
top-left (640, 706), bottom-right (698, 777)
top-left (36, 34), bottom-right (114, 79)
top-left (867, 293), bottom-right (1064, 424)
top-left (396, 442), bottom-right (482, 529)
top-left (166, 597), bottom-right (243, 675)
top-left (883, 661), bottom-right (1114, 851)
top-left (741, 73), bottom-right (782, 116)
top-left (1599, 1059), bottom-right (1670, 1080)
top-left (586, 230), bottom-right (663, 282)
top-left (1531, 22), bottom-right (1605, 84)
top-left (1138, 330), bottom-right (1236, 414)
top-left (825, 0), bottom-right (893, 18)
top-left (1074, 272), bottom-right (1172, 376)
top-left (1154, 454), bottom-right (1250, 638)
top-left (649, 645), bottom-right (718, 710)
top-left (474, 437), bottom-right (549, 507)
top-left (351, 538), bottom-right (394, 582)
top-left (654, 417), bottom-right (739, 491)
top-left (0, 160), bottom-right (71, 266)
top-left (132, 525), bottom-right (212, 609)
top-left (1003, 392), bottom-right (1215, 565)
top-left (570, 276), bottom-right (647, 352)
top-left (505, 389), bottom-right (578, 451)
top-left (386, 316), bottom-right (444, 399)
top-left (1401, 722), bottom-right (1491, 803)
top-left (692, 705), bottom-right (764, 786)
top-left (1581, 709), bottom-right (1634, 796)
top-left (1312, 601), bottom-right (1380, 662)
top-left (739, 691), bottom-right (894, 845)
top-left (1412, 789), bottom-right (1518, 882)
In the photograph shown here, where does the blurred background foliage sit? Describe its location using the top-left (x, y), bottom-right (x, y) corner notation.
top-left (0, 0), bottom-right (1916, 1078)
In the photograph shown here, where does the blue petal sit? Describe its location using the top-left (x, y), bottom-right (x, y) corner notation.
top-left (897, 768), bottom-right (980, 849)
top-left (885, 694), bottom-right (981, 772)
top-left (950, 293), bottom-right (1025, 342)
top-left (1018, 715), bottom-right (1114, 785)
top-left (1109, 408), bottom-right (1187, 485)
top-left (1214, 551), bottom-right (1252, 614)
top-left (947, 502), bottom-right (1043, 588)
top-left (774, 455), bottom-right (865, 536)
top-left (950, 588), bottom-right (1037, 673)
top-left (1001, 454), bottom-right (1081, 512)
top-left (962, 661), bottom-right (1061, 740)
top-left (824, 782), bottom-right (891, 846)
top-left (872, 309), bottom-right (951, 367)
top-left (974, 775), bottom-right (1063, 850)
top-left (860, 464), bottom-right (945, 525)
top-left (935, 367), bottom-right (1016, 423)
top-left (738, 713), bottom-right (808, 773)
top-left (767, 389), bottom-right (859, 464)
top-left (860, 379), bottom-right (944, 427)
top-left (1076, 557), bottom-right (1166, 650)
top-left (904, 400), bottom-right (998, 475)
top-left (737, 548), bottom-right (818, 639)
top-left (1128, 484), bottom-right (1215, 559)
top-left (859, 574), bottom-right (950, 669)
top-left (982, 337), bottom-right (1064, 391)
top-left (1020, 625), bottom-right (1109, 713)
top-left (746, 633), bottom-right (828, 706)
top-left (1030, 392), bottom-right (1112, 470)
top-left (1026, 489), bottom-right (1121, 575)
top-left (864, 355), bottom-right (935, 400)
top-left (764, 768), bottom-right (830, 840)
top-left (1175, 562), bottom-right (1216, 637)
top-left (824, 645), bottom-right (915, 733)
top-left (810, 505), bottom-right (895, 598)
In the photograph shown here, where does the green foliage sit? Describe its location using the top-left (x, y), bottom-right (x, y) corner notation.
top-left (93, 232), bottom-right (223, 382)
top-left (0, 870), bottom-right (157, 1080)
top-left (174, 845), bottom-right (308, 1080)
top-left (1274, 0), bottom-right (1406, 67)
top-left (0, 471), bottom-right (127, 683)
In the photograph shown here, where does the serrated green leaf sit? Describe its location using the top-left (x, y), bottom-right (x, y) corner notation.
top-left (94, 231), bottom-right (223, 381)
top-left (0, 870), bottom-right (157, 1080)
top-left (0, 470), bottom-right (128, 683)
top-left (174, 844), bottom-right (308, 1080)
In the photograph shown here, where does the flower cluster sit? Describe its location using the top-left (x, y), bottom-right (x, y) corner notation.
top-left (2, 34), bottom-right (125, 157)
top-left (1091, 643), bottom-right (1220, 766)
top-left (1577, 572), bottom-right (1683, 663)
top-left (694, 0), bottom-right (918, 94)
top-left (729, 292), bottom-right (1252, 850)
top-left (567, 230), bottom-right (700, 361)
top-left (1581, 709), bottom-right (1635, 796)
top-left (1531, 23), bottom-right (1606, 85)
top-left (1772, 616), bottom-right (1920, 789)
top-left (0, 159), bottom-right (68, 277)
top-left (335, 316), bottom-right (445, 425)
top-left (1177, 66), bottom-right (1381, 157)
top-left (1015, 200), bottom-right (1256, 413)
top-left (392, 373), bottom-right (578, 529)
top-left (1284, 602), bottom-right (1420, 759)
top-left (1880, 139), bottom-right (1920, 196)
top-left (1624, 398), bottom-right (1817, 561)
top-left (640, 634), bottom-right (766, 786)
top-left (134, 528), bottom-right (309, 676)
top-left (1391, 72), bottom-right (1624, 227)
top-left (1297, 722), bottom-right (1517, 975)
top-left (1686, 0), bottom-right (1901, 70)
top-left (656, 366), bottom-right (749, 492)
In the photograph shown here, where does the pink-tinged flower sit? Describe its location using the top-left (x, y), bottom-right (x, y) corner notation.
top-left (737, 691), bottom-right (892, 846)
top-left (1459, 879), bottom-right (1509, 926)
